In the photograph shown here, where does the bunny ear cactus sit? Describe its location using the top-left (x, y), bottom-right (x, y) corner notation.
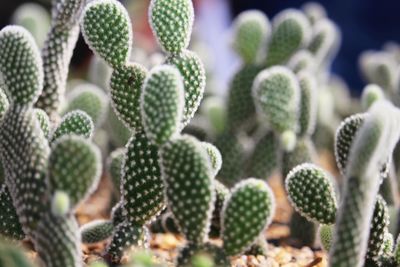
top-left (81, 219), bottom-right (114, 244)
top-left (287, 50), bottom-right (316, 74)
top-left (330, 101), bottom-right (400, 267)
top-left (141, 65), bottom-right (185, 145)
top-left (232, 10), bottom-right (270, 64)
top-left (302, 2), bottom-right (327, 25)
top-left (0, 185), bottom-right (24, 240)
top-left (201, 142), bottom-right (223, 177)
top-left (165, 50), bottom-right (206, 127)
top-left (297, 71), bottom-right (318, 137)
top-left (63, 84), bottom-right (109, 127)
top-left (253, 66), bottom-right (300, 151)
top-left (50, 110), bottom-right (94, 143)
top-left (160, 135), bottom-right (214, 244)
top-left (34, 108), bottom-right (51, 138)
top-left (221, 178), bottom-right (275, 256)
top-left (265, 9), bottom-right (311, 66)
top-left (81, 0), bottom-right (148, 131)
top-left (149, 0), bottom-right (194, 54)
top-left (319, 224), bottom-right (334, 251)
top-left (285, 163), bottom-right (337, 224)
top-left (35, 0), bottom-right (85, 120)
top-left (362, 84), bottom-right (385, 110)
top-left (106, 147), bottom-right (125, 194)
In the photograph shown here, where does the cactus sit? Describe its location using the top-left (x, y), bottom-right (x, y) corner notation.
top-left (0, 185), bottom-right (24, 240)
top-left (35, 0), bottom-right (86, 120)
top-left (287, 50), bottom-right (316, 74)
top-left (141, 65), bottom-right (184, 145)
top-left (221, 178), bottom-right (275, 256)
top-left (149, 0), bottom-right (194, 54)
top-left (63, 84), bottom-right (109, 127)
top-left (106, 148), bottom-right (125, 195)
top-left (160, 135), bottom-right (214, 243)
top-left (232, 10), bottom-right (270, 64)
top-left (0, 240), bottom-right (38, 267)
top-left (302, 2), bottom-right (327, 25)
top-left (265, 9), bottom-right (311, 66)
top-left (286, 163), bottom-right (337, 224)
top-left (319, 224), bottom-right (334, 251)
top-left (297, 71), bottom-right (317, 137)
top-left (0, 25), bottom-right (102, 267)
top-left (252, 66), bottom-right (300, 150)
top-left (361, 84), bottom-right (385, 110)
top-left (330, 102), bottom-right (400, 267)
top-left (50, 110), bottom-right (94, 143)
top-left (34, 108), bottom-right (51, 138)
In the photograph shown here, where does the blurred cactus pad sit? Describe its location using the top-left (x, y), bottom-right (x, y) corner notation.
top-left (1, 0), bottom-right (400, 267)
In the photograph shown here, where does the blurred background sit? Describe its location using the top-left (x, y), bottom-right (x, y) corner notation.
top-left (1, 0), bottom-right (400, 95)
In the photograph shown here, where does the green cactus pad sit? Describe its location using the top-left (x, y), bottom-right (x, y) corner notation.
top-left (81, 0), bottom-right (132, 67)
top-left (297, 71), bottom-right (317, 137)
top-left (226, 64), bottom-right (262, 131)
top-left (48, 135), bottom-right (101, 209)
top-left (334, 113), bottom-right (366, 176)
top-left (50, 110), bottom-right (94, 143)
top-left (201, 142), bottom-right (222, 177)
top-left (302, 2), bottom-right (326, 25)
top-left (166, 50), bottom-right (206, 126)
top-left (222, 178), bottom-right (275, 256)
top-left (149, 0), bottom-right (194, 54)
top-left (107, 221), bottom-right (146, 263)
top-left (253, 66), bottom-right (300, 135)
top-left (0, 26), bottom-right (43, 105)
top-left (232, 10), bottom-right (270, 64)
top-left (110, 63), bottom-right (148, 131)
top-left (64, 83), bottom-right (108, 127)
top-left (141, 65), bottom-right (184, 145)
top-left (121, 131), bottom-right (164, 225)
top-left (106, 148), bottom-right (125, 193)
top-left (319, 224), bottom-right (333, 251)
top-left (245, 130), bottom-right (279, 179)
top-left (0, 185), bottom-right (24, 240)
top-left (330, 102), bottom-right (400, 267)
top-left (308, 19), bottom-right (340, 66)
top-left (34, 213), bottom-right (81, 267)
top-left (287, 50), bottom-right (316, 73)
top-left (286, 163), bottom-right (337, 224)
top-left (33, 108), bottom-right (50, 138)
top-left (215, 130), bottom-right (246, 187)
top-left (265, 9), bottom-right (311, 66)
top-left (176, 243), bottom-right (229, 267)
top-left (160, 135), bottom-right (214, 243)
top-left (0, 106), bottom-right (49, 234)
top-left (81, 219), bottom-right (114, 244)
top-left (366, 196), bottom-right (390, 261)
top-left (35, 0), bottom-right (84, 118)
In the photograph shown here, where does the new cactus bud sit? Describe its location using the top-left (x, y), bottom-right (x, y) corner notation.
top-left (51, 191), bottom-right (70, 216)
top-left (287, 50), bottom-right (316, 74)
top-left (297, 71), bottom-right (318, 137)
top-left (176, 243), bottom-right (229, 267)
top-left (222, 178), bottom-right (275, 256)
top-left (226, 64), bottom-right (263, 131)
top-left (141, 65), bottom-right (185, 145)
top-left (50, 110), bottom-right (94, 143)
top-left (81, 0), bottom-right (132, 68)
top-left (120, 132), bottom-right (164, 225)
top-left (149, 0), bottom-right (194, 54)
top-left (48, 135), bottom-right (101, 209)
top-left (63, 84), bottom-right (108, 127)
top-left (280, 130), bottom-right (297, 152)
top-left (245, 130), bottom-right (280, 179)
top-left (334, 113), bottom-right (366, 176)
top-left (166, 50), bottom-right (206, 126)
top-left (265, 9), bottom-right (311, 66)
top-left (0, 26), bottom-right (43, 105)
top-left (253, 66), bottom-right (300, 141)
top-left (201, 142), bottom-right (223, 177)
top-left (362, 84), bottom-right (385, 110)
top-left (232, 10), bottom-right (270, 64)
top-left (160, 135), bottom-right (214, 244)
top-left (330, 102), bottom-right (400, 267)
top-left (34, 108), bottom-right (51, 138)
top-left (0, 185), bottom-right (24, 240)
top-left (285, 163), bottom-right (337, 224)
top-left (81, 219), bottom-right (114, 244)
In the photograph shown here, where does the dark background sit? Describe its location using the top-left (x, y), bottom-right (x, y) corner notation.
top-left (1, 0), bottom-right (399, 94)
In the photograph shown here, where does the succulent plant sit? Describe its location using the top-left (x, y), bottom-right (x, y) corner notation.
top-left (81, 219), bottom-right (115, 244)
top-left (361, 84), bottom-right (385, 110)
top-left (50, 110), bottom-right (94, 143)
top-left (35, 0), bottom-right (86, 120)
